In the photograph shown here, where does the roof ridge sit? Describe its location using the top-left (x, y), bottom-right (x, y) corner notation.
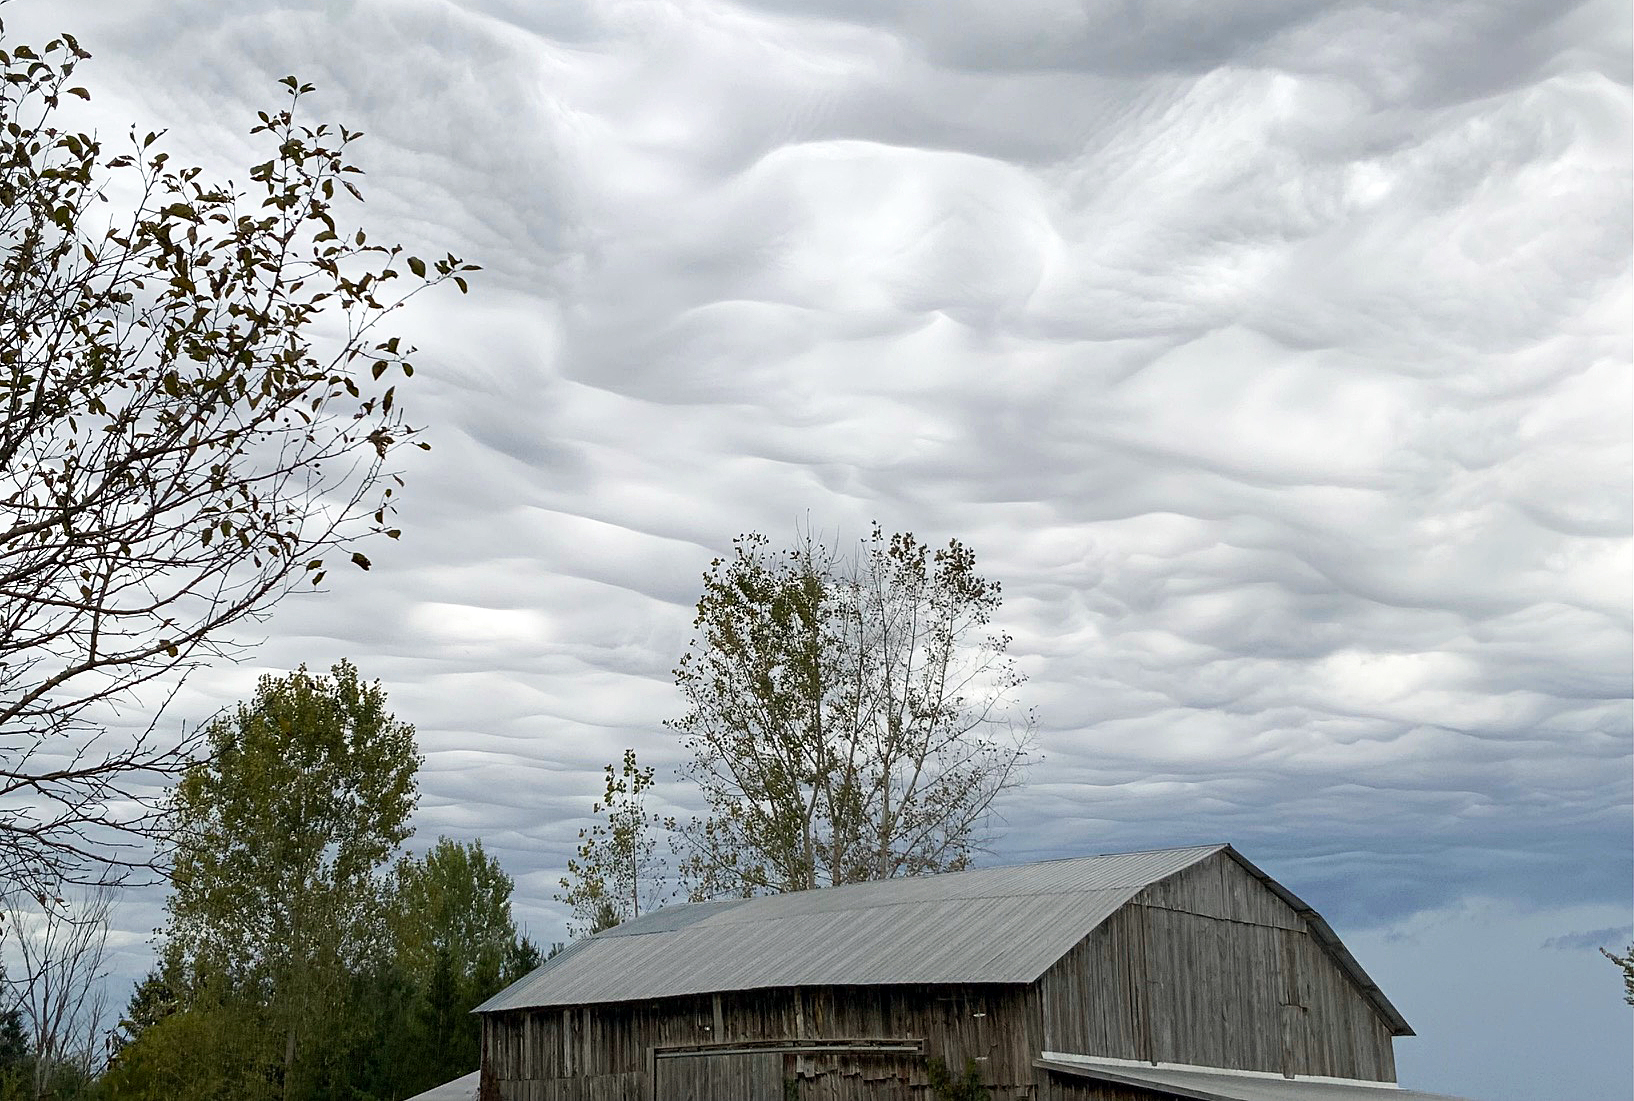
top-left (599, 843), bottom-right (1229, 932)
top-left (1012, 841), bottom-right (1227, 864)
top-left (689, 883), bottom-right (1148, 924)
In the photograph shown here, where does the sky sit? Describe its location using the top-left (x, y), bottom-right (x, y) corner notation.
top-left (3, 1), bottom-right (1631, 1098)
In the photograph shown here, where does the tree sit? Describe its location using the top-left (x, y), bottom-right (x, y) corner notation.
top-left (556, 750), bottom-right (673, 934)
top-left (0, 961), bottom-right (28, 1101)
top-left (1602, 944), bottom-right (1634, 1006)
top-left (108, 963), bottom-right (177, 1059)
top-left (506, 934), bottom-right (545, 977)
top-left (0, 1000), bottom-right (21, 1070)
top-left (389, 837), bottom-right (533, 1088)
top-left (0, 18), bottom-right (475, 895)
top-left (0, 879), bottom-right (114, 1100)
top-left (391, 837), bottom-right (516, 995)
top-left (158, 660), bottom-right (419, 1100)
top-left (671, 526), bottom-right (1032, 897)
top-left (416, 949), bottom-right (461, 1082)
top-left (97, 989), bottom-right (265, 1101)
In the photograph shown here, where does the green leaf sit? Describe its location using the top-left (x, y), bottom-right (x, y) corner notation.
top-left (407, 256), bottom-right (426, 278)
top-left (351, 552), bottom-right (371, 571)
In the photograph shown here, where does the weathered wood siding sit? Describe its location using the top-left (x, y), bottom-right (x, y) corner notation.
top-left (483, 852), bottom-right (1401, 1097)
top-left (1029, 851), bottom-right (1396, 1082)
top-left (654, 1050), bottom-right (782, 1100)
top-left (481, 984), bottom-right (1038, 1100)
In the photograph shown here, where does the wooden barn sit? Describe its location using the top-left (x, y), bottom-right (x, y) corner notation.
top-left (473, 844), bottom-right (1463, 1101)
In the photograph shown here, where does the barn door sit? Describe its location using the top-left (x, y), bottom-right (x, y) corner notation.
top-left (652, 1051), bottom-right (785, 1101)
top-left (1278, 928), bottom-right (1311, 1077)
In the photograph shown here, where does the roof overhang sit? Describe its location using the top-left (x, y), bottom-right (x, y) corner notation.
top-left (1036, 1056), bottom-right (1470, 1101)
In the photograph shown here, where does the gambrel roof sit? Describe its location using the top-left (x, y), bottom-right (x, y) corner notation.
top-left (476, 843), bottom-right (1410, 1037)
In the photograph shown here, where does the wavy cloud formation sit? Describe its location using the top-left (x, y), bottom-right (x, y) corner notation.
top-left (7, 1), bottom-right (1628, 1097)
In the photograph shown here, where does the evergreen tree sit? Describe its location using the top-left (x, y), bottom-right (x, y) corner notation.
top-left (418, 949), bottom-right (461, 1078)
top-left (0, 962), bottom-right (27, 1101)
top-left (389, 837), bottom-right (532, 1091)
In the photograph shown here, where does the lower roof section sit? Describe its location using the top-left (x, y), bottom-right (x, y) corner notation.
top-left (1036, 1055), bottom-right (1475, 1101)
top-left (402, 1071), bottom-right (477, 1101)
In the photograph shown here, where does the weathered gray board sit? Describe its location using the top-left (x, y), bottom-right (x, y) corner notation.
top-left (653, 1050), bottom-right (782, 1101)
top-left (481, 986), bottom-right (1030, 1099)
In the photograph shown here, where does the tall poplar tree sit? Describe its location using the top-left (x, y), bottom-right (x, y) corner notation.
top-left (162, 660), bottom-right (419, 1100)
top-left (556, 750), bottom-right (672, 934)
top-left (671, 526), bottom-right (1034, 898)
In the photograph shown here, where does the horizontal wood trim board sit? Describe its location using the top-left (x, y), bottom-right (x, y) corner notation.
top-left (654, 1037), bottom-right (925, 1058)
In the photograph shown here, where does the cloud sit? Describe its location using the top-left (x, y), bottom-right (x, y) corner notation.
top-left (1542, 925), bottom-right (1634, 951)
top-left (4, 1), bottom-right (1628, 1094)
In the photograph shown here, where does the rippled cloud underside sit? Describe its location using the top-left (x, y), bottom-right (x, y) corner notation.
top-left (10, 1), bottom-right (1629, 1098)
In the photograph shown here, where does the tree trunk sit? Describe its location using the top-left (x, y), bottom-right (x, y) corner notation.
top-left (284, 1023), bottom-right (298, 1101)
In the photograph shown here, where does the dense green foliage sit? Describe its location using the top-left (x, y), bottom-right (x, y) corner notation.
top-left (98, 665), bottom-right (538, 1101)
top-left (389, 837), bottom-right (541, 1080)
top-left (156, 661), bottom-right (418, 1097)
top-left (0, 966), bottom-right (26, 1101)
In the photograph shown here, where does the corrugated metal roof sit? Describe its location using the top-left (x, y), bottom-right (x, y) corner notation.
top-left (476, 844), bottom-right (1223, 1012)
top-left (1036, 1057), bottom-right (1475, 1101)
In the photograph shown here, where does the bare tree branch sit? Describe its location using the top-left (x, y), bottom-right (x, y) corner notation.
top-left (0, 22), bottom-right (476, 897)
top-left (0, 875), bottom-right (116, 1098)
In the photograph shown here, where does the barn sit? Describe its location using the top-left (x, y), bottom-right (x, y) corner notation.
top-left (473, 843), bottom-right (1463, 1100)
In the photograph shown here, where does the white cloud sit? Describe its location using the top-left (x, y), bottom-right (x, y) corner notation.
top-left (4, 0), bottom-right (1628, 1095)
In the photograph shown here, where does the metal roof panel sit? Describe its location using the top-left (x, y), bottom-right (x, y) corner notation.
top-left (1036, 1057), bottom-right (1473, 1101)
top-left (476, 845), bottom-right (1223, 1012)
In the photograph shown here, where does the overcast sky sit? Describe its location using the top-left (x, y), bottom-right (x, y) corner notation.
top-left (6, 1), bottom-right (1631, 1098)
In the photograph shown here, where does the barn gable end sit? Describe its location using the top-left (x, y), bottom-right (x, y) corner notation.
top-left (1032, 848), bottom-right (1401, 1083)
